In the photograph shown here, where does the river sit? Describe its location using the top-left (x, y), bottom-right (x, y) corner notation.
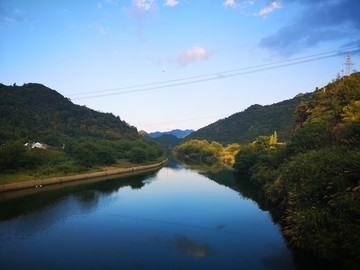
top-left (0, 163), bottom-right (295, 270)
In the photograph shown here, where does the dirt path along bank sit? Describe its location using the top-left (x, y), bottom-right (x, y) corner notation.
top-left (0, 159), bottom-right (167, 193)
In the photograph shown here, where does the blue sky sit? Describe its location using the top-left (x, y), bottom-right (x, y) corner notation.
top-left (1, 0), bottom-right (359, 132)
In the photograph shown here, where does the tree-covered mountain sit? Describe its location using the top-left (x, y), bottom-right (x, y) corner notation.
top-left (184, 93), bottom-right (311, 145)
top-left (139, 131), bottom-right (180, 148)
top-left (151, 134), bottom-right (180, 147)
top-left (149, 129), bottom-right (194, 139)
top-left (233, 72), bottom-right (360, 269)
top-left (0, 83), bottom-right (138, 145)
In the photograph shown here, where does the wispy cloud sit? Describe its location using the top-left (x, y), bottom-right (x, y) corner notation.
top-left (259, 0), bottom-right (360, 56)
top-left (223, 0), bottom-right (238, 9)
top-left (133, 0), bottom-right (157, 11)
top-left (222, 0), bottom-right (255, 12)
top-left (176, 46), bottom-right (211, 66)
top-left (164, 0), bottom-right (179, 7)
top-left (0, 8), bottom-right (30, 24)
top-left (123, 0), bottom-right (158, 21)
top-left (256, 1), bottom-right (282, 16)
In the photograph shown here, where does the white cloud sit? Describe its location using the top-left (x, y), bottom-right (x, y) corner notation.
top-left (164, 0), bottom-right (179, 7)
top-left (223, 0), bottom-right (238, 8)
top-left (257, 1), bottom-right (282, 16)
top-left (123, 0), bottom-right (158, 21)
top-left (177, 46), bottom-right (210, 66)
top-left (133, 0), bottom-right (156, 11)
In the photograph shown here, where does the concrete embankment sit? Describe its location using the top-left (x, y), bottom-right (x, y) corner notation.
top-left (0, 159), bottom-right (167, 193)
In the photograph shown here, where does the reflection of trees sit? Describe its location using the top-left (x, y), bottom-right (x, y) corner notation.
top-left (200, 169), bottom-right (283, 223)
top-left (261, 245), bottom-right (294, 270)
top-left (169, 234), bottom-right (211, 259)
top-left (0, 170), bottom-right (159, 221)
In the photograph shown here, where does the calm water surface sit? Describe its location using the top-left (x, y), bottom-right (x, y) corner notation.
top-left (0, 164), bottom-right (294, 270)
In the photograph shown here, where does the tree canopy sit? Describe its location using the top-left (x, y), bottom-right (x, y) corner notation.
top-left (173, 139), bottom-right (240, 166)
top-left (232, 72), bottom-right (360, 269)
top-left (0, 83), bottom-right (138, 145)
top-left (183, 93), bottom-right (311, 145)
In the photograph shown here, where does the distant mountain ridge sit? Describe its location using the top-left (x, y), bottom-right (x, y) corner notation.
top-left (151, 134), bottom-right (180, 147)
top-left (149, 129), bottom-right (194, 139)
top-left (183, 93), bottom-right (311, 145)
top-left (0, 83), bottom-right (138, 145)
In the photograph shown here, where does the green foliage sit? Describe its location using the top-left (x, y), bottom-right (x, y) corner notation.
top-left (0, 138), bottom-right (165, 183)
top-left (0, 83), bottom-right (166, 181)
top-left (233, 145), bottom-right (258, 172)
top-left (0, 83), bottom-right (138, 145)
top-left (173, 140), bottom-right (218, 164)
top-left (151, 134), bottom-right (180, 148)
top-left (286, 123), bottom-right (331, 154)
top-left (277, 148), bottom-right (360, 268)
top-left (65, 138), bottom-right (164, 167)
top-left (128, 147), bottom-right (147, 163)
top-left (294, 73), bottom-right (360, 137)
top-left (232, 73), bottom-right (360, 269)
top-left (269, 130), bottom-right (277, 145)
top-left (65, 138), bottom-right (117, 167)
top-left (173, 140), bottom-right (240, 166)
top-left (252, 135), bottom-right (271, 148)
top-left (126, 140), bottom-right (164, 163)
top-left (222, 143), bottom-right (241, 166)
top-left (184, 93), bottom-right (311, 145)
top-left (0, 141), bottom-right (28, 171)
top-left (0, 141), bottom-right (77, 178)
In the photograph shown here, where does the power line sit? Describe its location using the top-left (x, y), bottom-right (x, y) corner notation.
top-left (69, 48), bottom-right (348, 97)
top-left (112, 213), bottom-right (277, 241)
top-left (69, 46), bottom-right (359, 100)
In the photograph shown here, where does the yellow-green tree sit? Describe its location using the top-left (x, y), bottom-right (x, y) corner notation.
top-left (269, 131), bottom-right (278, 145)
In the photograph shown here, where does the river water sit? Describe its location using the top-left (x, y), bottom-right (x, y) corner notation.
top-left (0, 164), bottom-right (295, 270)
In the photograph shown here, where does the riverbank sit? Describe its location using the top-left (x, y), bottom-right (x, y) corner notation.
top-left (0, 159), bottom-right (167, 193)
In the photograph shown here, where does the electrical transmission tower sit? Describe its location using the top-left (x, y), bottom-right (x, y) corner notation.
top-left (345, 51), bottom-right (354, 76)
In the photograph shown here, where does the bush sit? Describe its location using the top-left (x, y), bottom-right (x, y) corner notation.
top-left (0, 141), bottom-right (27, 171)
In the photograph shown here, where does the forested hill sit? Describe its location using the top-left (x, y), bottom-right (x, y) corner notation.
top-left (0, 83), bottom-right (138, 145)
top-left (232, 72), bottom-right (360, 269)
top-left (184, 93), bottom-right (311, 145)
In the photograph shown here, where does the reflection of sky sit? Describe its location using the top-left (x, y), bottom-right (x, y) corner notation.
top-left (171, 234), bottom-right (211, 259)
top-left (146, 234), bottom-right (212, 259)
top-left (114, 168), bottom-right (276, 239)
top-left (0, 167), bottom-right (294, 270)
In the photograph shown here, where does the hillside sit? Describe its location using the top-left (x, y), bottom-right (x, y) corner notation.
top-left (152, 134), bottom-right (180, 147)
top-left (233, 72), bottom-right (360, 269)
top-left (0, 83), bottom-right (138, 145)
top-left (184, 93), bottom-right (311, 145)
top-left (149, 129), bottom-right (194, 139)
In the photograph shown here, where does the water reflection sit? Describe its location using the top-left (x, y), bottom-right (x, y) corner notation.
top-left (0, 170), bottom-right (159, 221)
top-left (262, 245), bottom-right (295, 270)
top-left (0, 165), bottom-right (296, 270)
top-left (170, 234), bottom-right (212, 259)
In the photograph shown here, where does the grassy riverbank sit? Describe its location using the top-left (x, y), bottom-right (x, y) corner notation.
top-left (0, 158), bottom-right (167, 192)
top-left (0, 138), bottom-right (166, 185)
top-left (0, 158), bottom-right (165, 185)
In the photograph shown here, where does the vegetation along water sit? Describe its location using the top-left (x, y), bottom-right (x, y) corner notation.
top-left (0, 73), bottom-right (359, 269)
top-left (174, 73), bottom-right (360, 269)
